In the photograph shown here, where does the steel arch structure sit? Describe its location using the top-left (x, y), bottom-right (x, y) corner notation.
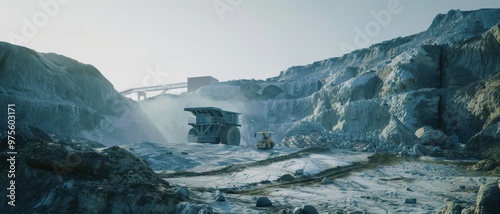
top-left (120, 82), bottom-right (187, 96)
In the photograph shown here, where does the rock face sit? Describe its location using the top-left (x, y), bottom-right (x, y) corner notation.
top-left (0, 136), bottom-right (181, 213)
top-left (467, 122), bottom-right (500, 160)
top-left (0, 42), bottom-right (164, 146)
top-left (474, 180), bottom-right (500, 214)
top-left (1, 7), bottom-right (497, 214)
top-left (2, 9), bottom-right (497, 158)
top-left (156, 9), bottom-right (500, 157)
top-left (445, 70), bottom-right (500, 159)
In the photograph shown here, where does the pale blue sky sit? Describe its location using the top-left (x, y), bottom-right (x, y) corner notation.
top-left (1, 0), bottom-right (499, 91)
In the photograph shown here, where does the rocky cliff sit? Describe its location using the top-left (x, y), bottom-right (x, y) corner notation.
top-left (170, 9), bottom-right (500, 159)
top-left (0, 42), bottom-right (164, 145)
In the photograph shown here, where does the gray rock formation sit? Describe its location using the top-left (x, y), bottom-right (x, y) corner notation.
top-left (256, 196), bottom-right (273, 207)
top-left (0, 42), bottom-right (164, 146)
top-left (178, 9), bottom-right (500, 157)
top-left (379, 116), bottom-right (418, 147)
top-left (467, 122), bottom-right (500, 160)
top-left (0, 135), bottom-right (181, 213)
top-left (2, 9), bottom-right (495, 158)
top-left (1, 7), bottom-right (498, 214)
top-left (467, 122), bottom-right (500, 176)
top-left (474, 180), bottom-right (500, 214)
top-left (415, 126), bottom-right (448, 147)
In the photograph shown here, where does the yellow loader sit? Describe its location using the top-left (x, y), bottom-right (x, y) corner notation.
top-left (255, 132), bottom-right (275, 150)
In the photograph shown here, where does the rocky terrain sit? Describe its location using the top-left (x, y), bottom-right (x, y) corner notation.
top-left (0, 43), bottom-right (164, 146)
top-left (126, 141), bottom-right (500, 213)
top-left (0, 8), bottom-right (499, 214)
top-left (0, 133), bottom-right (181, 213)
top-left (155, 9), bottom-right (500, 163)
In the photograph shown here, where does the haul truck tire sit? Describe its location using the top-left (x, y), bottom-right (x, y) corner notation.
top-left (220, 126), bottom-right (240, 146)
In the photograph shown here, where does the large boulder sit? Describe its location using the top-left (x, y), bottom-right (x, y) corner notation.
top-left (474, 180), bottom-right (500, 214)
top-left (415, 126), bottom-right (448, 148)
top-left (256, 197), bottom-right (273, 207)
top-left (467, 122), bottom-right (500, 160)
top-left (379, 116), bottom-right (418, 146)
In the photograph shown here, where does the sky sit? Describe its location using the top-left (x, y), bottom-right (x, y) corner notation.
top-left (1, 0), bottom-right (500, 92)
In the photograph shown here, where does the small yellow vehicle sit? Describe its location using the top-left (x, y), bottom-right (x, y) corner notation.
top-left (255, 132), bottom-right (275, 150)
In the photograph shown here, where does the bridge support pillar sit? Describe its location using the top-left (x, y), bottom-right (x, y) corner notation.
top-left (138, 91), bottom-right (147, 101)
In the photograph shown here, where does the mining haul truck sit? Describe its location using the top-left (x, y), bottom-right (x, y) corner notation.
top-left (184, 107), bottom-right (241, 146)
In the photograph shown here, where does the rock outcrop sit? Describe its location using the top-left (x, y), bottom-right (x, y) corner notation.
top-left (474, 180), bottom-right (500, 214)
top-left (169, 9), bottom-right (500, 158)
top-left (256, 197), bottom-right (273, 207)
top-left (0, 42), bottom-right (164, 146)
top-left (467, 122), bottom-right (500, 160)
top-left (0, 9), bottom-right (495, 156)
top-left (0, 135), bottom-right (181, 213)
top-left (442, 180), bottom-right (500, 214)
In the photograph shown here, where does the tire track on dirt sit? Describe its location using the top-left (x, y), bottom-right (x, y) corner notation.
top-left (220, 153), bottom-right (401, 195)
top-left (157, 147), bottom-right (328, 178)
top-left (181, 153), bottom-right (402, 195)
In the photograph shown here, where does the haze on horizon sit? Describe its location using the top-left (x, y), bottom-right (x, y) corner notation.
top-left (1, 0), bottom-right (499, 92)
